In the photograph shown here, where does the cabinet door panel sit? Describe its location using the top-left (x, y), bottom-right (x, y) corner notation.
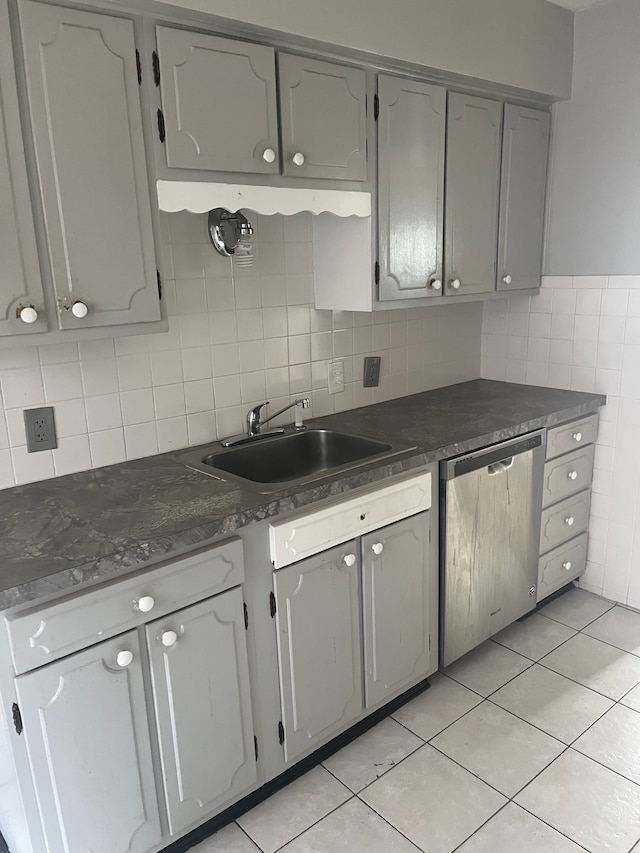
top-left (157, 27), bottom-right (279, 174)
top-left (362, 513), bottom-right (431, 707)
top-left (498, 105), bottom-right (550, 292)
top-left (378, 76), bottom-right (445, 301)
top-left (0, 0), bottom-right (46, 336)
top-left (273, 541), bottom-right (362, 762)
top-left (279, 54), bottom-right (366, 181)
top-left (146, 588), bottom-right (256, 836)
top-left (20, 2), bottom-right (160, 329)
top-left (15, 631), bottom-right (161, 853)
top-left (445, 93), bottom-right (502, 296)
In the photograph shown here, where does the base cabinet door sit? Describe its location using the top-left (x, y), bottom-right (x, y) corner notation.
top-left (273, 541), bottom-right (363, 762)
top-left (15, 631), bottom-right (161, 853)
top-left (362, 513), bottom-right (432, 707)
top-left (146, 587), bottom-right (256, 836)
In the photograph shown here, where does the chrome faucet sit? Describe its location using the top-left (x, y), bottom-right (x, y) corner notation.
top-left (221, 398), bottom-right (310, 447)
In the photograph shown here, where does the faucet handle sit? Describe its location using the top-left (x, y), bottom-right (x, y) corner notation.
top-left (247, 401), bottom-right (269, 435)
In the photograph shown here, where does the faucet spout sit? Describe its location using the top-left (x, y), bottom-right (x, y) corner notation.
top-left (221, 398), bottom-right (311, 447)
top-left (256, 398), bottom-right (310, 430)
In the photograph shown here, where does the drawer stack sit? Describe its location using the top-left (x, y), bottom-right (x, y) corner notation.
top-left (537, 413), bottom-right (598, 602)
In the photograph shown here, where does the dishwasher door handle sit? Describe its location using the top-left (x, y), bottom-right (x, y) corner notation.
top-left (443, 431), bottom-right (544, 479)
top-left (487, 457), bottom-right (514, 475)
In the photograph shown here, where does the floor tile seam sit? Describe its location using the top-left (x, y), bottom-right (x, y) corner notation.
top-left (541, 597), bottom-right (616, 632)
top-left (263, 792), bottom-right (358, 853)
top-left (434, 670), bottom-right (487, 699)
top-left (234, 821), bottom-right (265, 852)
top-left (345, 792), bottom-right (433, 853)
top-left (443, 656), bottom-right (535, 700)
top-left (558, 696), bottom-right (622, 750)
top-left (448, 800), bottom-right (514, 853)
top-left (391, 693), bottom-right (489, 750)
top-left (489, 622), bottom-right (579, 663)
top-left (535, 658), bottom-right (624, 701)
top-left (321, 732), bottom-right (425, 796)
top-left (510, 801), bottom-right (591, 852)
top-left (567, 742), bottom-right (640, 791)
top-left (425, 740), bottom-right (515, 801)
top-left (483, 696), bottom-right (582, 747)
top-left (579, 627), bottom-right (640, 659)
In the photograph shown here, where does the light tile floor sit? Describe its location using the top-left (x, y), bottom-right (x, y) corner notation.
top-left (191, 588), bottom-right (640, 853)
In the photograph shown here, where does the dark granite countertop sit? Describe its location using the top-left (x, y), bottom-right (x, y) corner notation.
top-left (0, 380), bottom-right (605, 609)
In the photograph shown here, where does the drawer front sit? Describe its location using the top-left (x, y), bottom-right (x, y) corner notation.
top-left (539, 490), bottom-right (591, 555)
top-left (6, 538), bottom-right (243, 675)
top-left (269, 472), bottom-right (431, 568)
top-left (546, 413), bottom-right (598, 460)
top-left (542, 444), bottom-right (595, 509)
top-left (537, 533), bottom-right (588, 602)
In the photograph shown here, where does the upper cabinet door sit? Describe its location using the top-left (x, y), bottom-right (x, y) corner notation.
top-left (0, 0), bottom-right (46, 336)
top-left (279, 54), bottom-right (367, 181)
top-left (497, 105), bottom-right (550, 292)
top-left (377, 75), bottom-right (446, 301)
top-left (156, 27), bottom-right (279, 174)
top-left (19, 2), bottom-right (160, 330)
top-left (445, 93), bottom-right (503, 297)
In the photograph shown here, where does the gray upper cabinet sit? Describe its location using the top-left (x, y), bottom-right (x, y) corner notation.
top-left (361, 513), bottom-right (432, 708)
top-left (377, 76), bottom-right (446, 301)
top-left (445, 93), bottom-right (503, 297)
top-left (497, 105), bottom-right (550, 292)
top-left (156, 28), bottom-right (279, 174)
top-left (0, 0), bottom-right (46, 337)
top-left (273, 541), bottom-right (363, 763)
top-left (19, 1), bottom-right (161, 330)
top-left (146, 588), bottom-right (256, 837)
top-left (279, 54), bottom-right (367, 181)
top-left (15, 631), bottom-right (161, 853)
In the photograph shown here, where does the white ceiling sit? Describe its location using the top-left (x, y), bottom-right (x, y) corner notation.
top-left (545, 0), bottom-right (610, 10)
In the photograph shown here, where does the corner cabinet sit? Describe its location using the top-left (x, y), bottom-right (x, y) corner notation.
top-left (18, 0), bottom-right (161, 330)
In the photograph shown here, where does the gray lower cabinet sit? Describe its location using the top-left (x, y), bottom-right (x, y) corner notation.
top-left (377, 75), bottom-right (446, 301)
top-left (278, 53), bottom-right (367, 181)
top-left (14, 630), bottom-right (161, 853)
top-left (146, 588), bottom-right (256, 836)
top-left (444, 93), bottom-right (503, 297)
top-left (273, 540), bottom-right (363, 763)
top-left (19, 1), bottom-right (161, 330)
top-left (0, 0), bottom-right (46, 337)
top-left (361, 512), bottom-right (431, 707)
top-left (155, 27), bottom-right (279, 174)
top-left (497, 105), bottom-right (550, 292)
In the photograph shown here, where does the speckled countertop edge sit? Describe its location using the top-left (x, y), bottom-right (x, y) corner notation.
top-left (0, 380), bottom-right (606, 610)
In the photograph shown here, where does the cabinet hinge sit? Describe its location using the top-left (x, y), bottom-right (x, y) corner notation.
top-left (374, 261), bottom-right (380, 285)
top-left (278, 721), bottom-right (285, 745)
top-left (254, 735), bottom-right (259, 761)
top-left (373, 93), bottom-right (379, 121)
top-left (11, 703), bottom-right (22, 736)
top-left (135, 49), bottom-right (142, 85)
top-left (243, 601), bottom-right (249, 630)
top-left (157, 108), bottom-right (166, 143)
top-left (269, 591), bottom-right (276, 619)
top-left (156, 270), bottom-right (162, 301)
top-left (152, 50), bottom-right (161, 87)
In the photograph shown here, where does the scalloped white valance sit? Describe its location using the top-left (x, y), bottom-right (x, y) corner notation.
top-left (156, 181), bottom-right (371, 218)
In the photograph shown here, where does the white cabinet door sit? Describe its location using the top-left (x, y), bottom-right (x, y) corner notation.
top-left (273, 541), bottom-right (362, 762)
top-left (0, 0), bottom-right (46, 336)
top-left (19, 1), bottom-right (160, 330)
top-left (362, 513), bottom-right (432, 707)
top-left (15, 631), bottom-right (161, 853)
top-left (146, 588), bottom-right (256, 836)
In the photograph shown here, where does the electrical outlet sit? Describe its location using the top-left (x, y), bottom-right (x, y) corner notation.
top-left (328, 361), bottom-right (345, 395)
top-left (24, 406), bottom-right (57, 452)
top-left (363, 356), bottom-right (381, 387)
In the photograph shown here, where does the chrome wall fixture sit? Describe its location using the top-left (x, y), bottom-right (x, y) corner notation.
top-left (207, 208), bottom-right (253, 259)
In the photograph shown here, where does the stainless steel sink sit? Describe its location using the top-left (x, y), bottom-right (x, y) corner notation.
top-left (173, 429), bottom-right (416, 493)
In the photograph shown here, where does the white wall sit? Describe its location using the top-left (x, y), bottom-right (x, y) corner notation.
top-left (481, 276), bottom-right (640, 607)
top-left (156, 0), bottom-right (574, 99)
top-left (0, 212), bottom-right (483, 489)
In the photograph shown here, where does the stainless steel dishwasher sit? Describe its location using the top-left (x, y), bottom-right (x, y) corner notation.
top-left (440, 431), bottom-right (545, 666)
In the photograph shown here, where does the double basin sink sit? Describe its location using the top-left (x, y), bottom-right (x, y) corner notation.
top-left (174, 429), bottom-right (416, 493)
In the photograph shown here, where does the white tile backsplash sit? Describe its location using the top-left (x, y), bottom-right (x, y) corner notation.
top-left (481, 275), bottom-right (640, 608)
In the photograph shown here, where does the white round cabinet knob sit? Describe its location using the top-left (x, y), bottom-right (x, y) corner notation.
top-left (262, 148), bottom-right (276, 163)
top-left (429, 278), bottom-right (442, 291)
top-left (565, 516), bottom-right (575, 526)
top-left (573, 432), bottom-right (583, 442)
top-left (450, 278), bottom-right (461, 291)
top-left (161, 630), bottom-right (177, 647)
top-left (18, 306), bottom-right (38, 324)
top-left (562, 561), bottom-right (573, 571)
top-left (71, 301), bottom-right (88, 319)
top-left (116, 650), bottom-right (134, 668)
top-left (568, 470), bottom-right (578, 481)
top-left (292, 152), bottom-right (305, 166)
top-left (343, 554), bottom-right (356, 567)
top-left (503, 274), bottom-right (513, 285)
top-left (136, 595), bottom-right (155, 613)
top-left (372, 543), bottom-right (384, 555)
